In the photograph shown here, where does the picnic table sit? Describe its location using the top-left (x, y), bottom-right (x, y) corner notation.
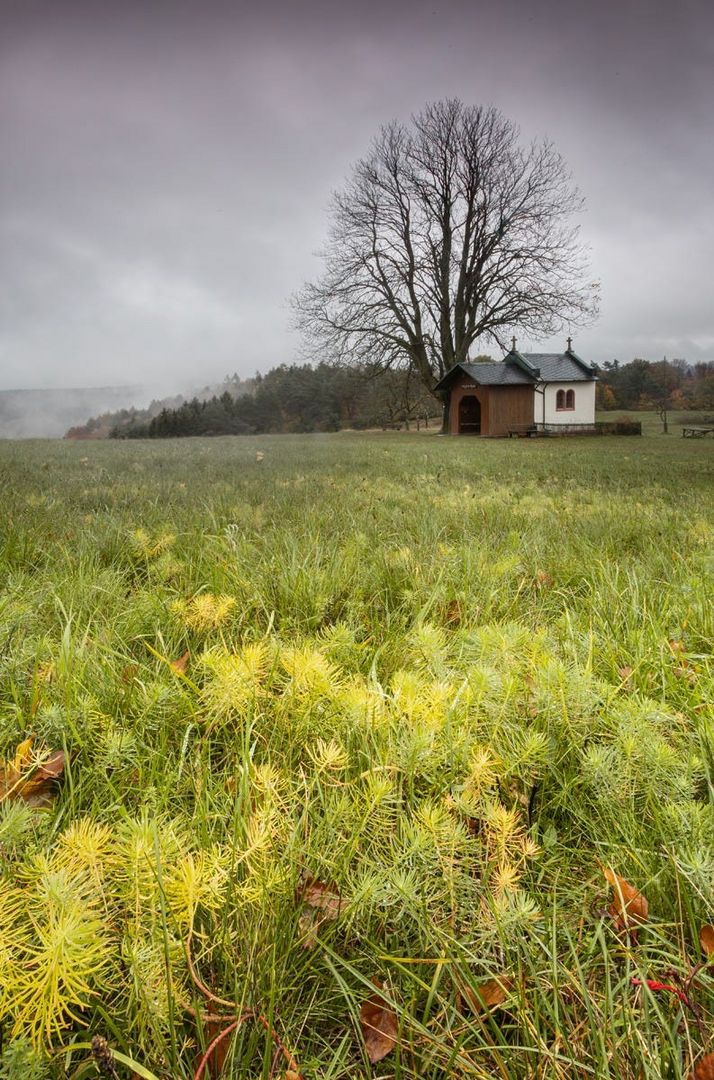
top-left (681, 425), bottom-right (714, 438)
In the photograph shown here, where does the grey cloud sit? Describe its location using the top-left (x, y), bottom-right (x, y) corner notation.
top-left (1, 0), bottom-right (712, 391)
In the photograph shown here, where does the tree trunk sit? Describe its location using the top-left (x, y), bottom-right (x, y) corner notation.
top-left (440, 399), bottom-right (449, 434)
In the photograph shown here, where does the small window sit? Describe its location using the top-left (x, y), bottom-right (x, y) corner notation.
top-left (556, 389), bottom-right (575, 411)
top-left (566, 389), bottom-right (575, 410)
top-left (556, 389), bottom-right (566, 410)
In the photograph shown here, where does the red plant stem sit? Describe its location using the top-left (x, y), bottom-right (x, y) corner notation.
top-left (185, 923), bottom-right (302, 1078)
top-left (193, 1018), bottom-right (241, 1080)
top-left (191, 1010), bottom-right (301, 1080)
top-left (255, 1012), bottom-right (301, 1075)
top-left (185, 931), bottom-right (236, 1011)
top-left (631, 977), bottom-right (691, 1006)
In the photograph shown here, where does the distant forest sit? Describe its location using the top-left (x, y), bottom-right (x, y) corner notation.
top-left (596, 357), bottom-right (714, 411)
top-left (64, 356), bottom-right (714, 439)
top-left (66, 363), bottom-right (439, 439)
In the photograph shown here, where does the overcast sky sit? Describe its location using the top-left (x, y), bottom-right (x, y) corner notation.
top-left (1, 0), bottom-right (712, 391)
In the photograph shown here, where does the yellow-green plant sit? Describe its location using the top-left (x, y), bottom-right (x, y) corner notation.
top-left (0, 870), bottom-right (111, 1046)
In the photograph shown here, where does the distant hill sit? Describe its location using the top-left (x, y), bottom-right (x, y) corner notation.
top-left (0, 386), bottom-right (158, 439)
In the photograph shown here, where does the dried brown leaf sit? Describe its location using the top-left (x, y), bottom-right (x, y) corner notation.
top-left (603, 867), bottom-right (649, 931)
top-left (617, 666), bottom-right (634, 683)
top-left (444, 599), bottom-right (462, 626)
top-left (298, 876), bottom-right (346, 919)
top-left (0, 739), bottom-right (66, 808)
top-left (693, 1053), bottom-right (714, 1080)
top-left (171, 650), bottom-right (190, 674)
top-left (298, 910), bottom-right (320, 950)
top-left (359, 980), bottom-right (398, 1064)
top-left (35, 750), bottom-right (66, 780)
top-left (121, 663), bottom-right (138, 683)
top-left (699, 924), bottom-right (714, 958)
top-left (460, 975), bottom-right (513, 1013)
top-left (297, 877), bottom-right (347, 949)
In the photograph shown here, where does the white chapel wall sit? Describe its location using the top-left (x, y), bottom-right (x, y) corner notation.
top-left (534, 382), bottom-right (596, 425)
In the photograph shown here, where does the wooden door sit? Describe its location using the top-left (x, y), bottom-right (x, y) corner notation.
top-left (458, 394), bottom-right (481, 434)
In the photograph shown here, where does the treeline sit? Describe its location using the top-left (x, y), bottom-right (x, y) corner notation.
top-left (66, 374), bottom-right (253, 439)
top-left (109, 364), bottom-right (438, 438)
top-left (597, 357), bottom-right (714, 411)
top-left (66, 354), bottom-right (714, 441)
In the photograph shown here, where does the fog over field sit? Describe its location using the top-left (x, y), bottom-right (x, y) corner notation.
top-left (0, 387), bottom-right (160, 439)
top-left (1, 0), bottom-right (712, 417)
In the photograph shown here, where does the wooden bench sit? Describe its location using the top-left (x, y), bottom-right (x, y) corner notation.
top-left (681, 426), bottom-right (714, 438)
top-left (508, 425), bottom-right (539, 438)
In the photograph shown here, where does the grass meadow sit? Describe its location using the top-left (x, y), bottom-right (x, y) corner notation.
top-left (0, 430), bottom-right (713, 1079)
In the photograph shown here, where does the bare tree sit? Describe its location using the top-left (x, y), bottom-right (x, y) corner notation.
top-left (294, 100), bottom-right (598, 418)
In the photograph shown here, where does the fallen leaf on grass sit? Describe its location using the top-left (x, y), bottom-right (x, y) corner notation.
top-left (617, 666), bottom-right (634, 683)
top-left (121, 664), bottom-right (139, 684)
top-left (700, 924), bottom-right (714, 958)
top-left (170, 650), bottom-right (190, 674)
top-left (444, 599), bottom-right (463, 626)
top-left (360, 981), bottom-right (398, 1064)
top-left (0, 737), bottom-right (66, 808)
top-left (297, 876), bottom-right (347, 949)
top-left (693, 1054), bottom-right (714, 1080)
top-left (460, 975), bottom-right (514, 1013)
top-left (297, 911), bottom-right (321, 949)
top-left (603, 867), bottom-right (648, 933)
top-left (299, 876), bottom-right (346, 918)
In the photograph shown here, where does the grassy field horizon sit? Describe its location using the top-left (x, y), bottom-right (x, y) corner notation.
top-left (0, 431), bottom-right (712, 1078)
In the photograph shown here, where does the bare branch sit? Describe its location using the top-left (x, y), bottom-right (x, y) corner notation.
top-left (293, 99), bottom-right (598, 399)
